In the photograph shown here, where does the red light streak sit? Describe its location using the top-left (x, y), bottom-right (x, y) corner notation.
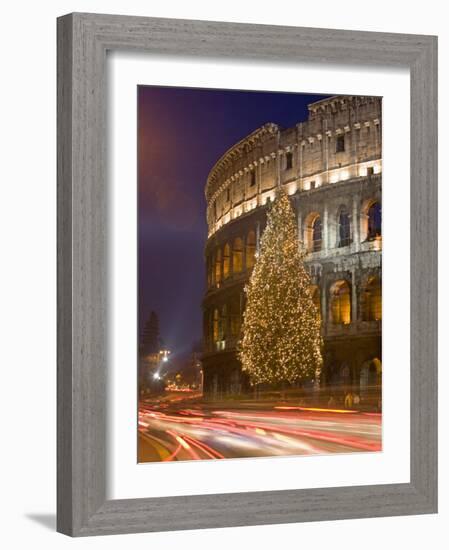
top-left (166, 429), bottom-right (200, 460)
top-left (182, 435), bottom-right (225, 459)
top-left (163, 443), bottom-right (182, 462)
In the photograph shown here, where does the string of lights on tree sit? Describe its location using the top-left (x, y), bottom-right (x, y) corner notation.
top-left (239, 189), bottom-right (323, 386)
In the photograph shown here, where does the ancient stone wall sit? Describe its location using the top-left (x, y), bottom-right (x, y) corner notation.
top-left (203, 96), bottom-right (382, 396)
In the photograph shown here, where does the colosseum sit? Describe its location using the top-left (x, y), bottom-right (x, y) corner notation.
top-left (202, 95), bottom-right (382, 399)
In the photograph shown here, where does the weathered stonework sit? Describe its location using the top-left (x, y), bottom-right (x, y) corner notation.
top-left (203, 96), bottom-right (382, 397)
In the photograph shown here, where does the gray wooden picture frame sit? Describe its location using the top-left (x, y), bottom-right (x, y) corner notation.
top-left (57, 12), bottom-right (438, 537)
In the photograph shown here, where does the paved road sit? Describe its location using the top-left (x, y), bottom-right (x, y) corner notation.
top-left (138, 398), bottom-right (381, 462)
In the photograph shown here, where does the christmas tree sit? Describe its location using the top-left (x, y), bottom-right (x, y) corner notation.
top-left (239, 190), bottom-right (322, 386)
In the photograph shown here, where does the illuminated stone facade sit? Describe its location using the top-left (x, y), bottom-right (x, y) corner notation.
top-left (203, 96), bottom-right (382, 397)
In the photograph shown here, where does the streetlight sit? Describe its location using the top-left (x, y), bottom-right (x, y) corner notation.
top-left (159, 349), bottom-right (171, 362)
top-left (151, 349), bottom-right (171, 387)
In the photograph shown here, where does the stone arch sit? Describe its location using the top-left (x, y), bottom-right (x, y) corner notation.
top-left (230, 369), bottom-right (241, 395)
top-left (223, 243), bottom-right (231, 279)
top-left (304, 212), bottom-right (322, 252)
top-left (340, 362), bottom-right (351, 389)
top-left (229, 294), bottom-right (241, 338)
top-left (214, 249), bottom-right (222, 285)
top-left (362, 276), bottom-right (382, 321)
top-left (232, 237), bottom-right (243, 273)
top-left (329, 280), bottom-right (351, 324)
top-left (361, 199), bottom-right (382, 241)
top-left (337, 204), bottom-right (351, 247)
top-left (246, 230), bottom-right (256, 269)
top-left (220, 304), bottom-right (227, 342)
top-left (360, 357), bottom-right (382, 394)
top-left (213, 308), bottom-right (219, 343)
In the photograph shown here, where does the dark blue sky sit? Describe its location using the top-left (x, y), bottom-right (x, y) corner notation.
top-left (138, 86), bottom-right (330, 359)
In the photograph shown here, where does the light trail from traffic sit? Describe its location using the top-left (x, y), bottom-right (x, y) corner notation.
top-left (138, 399), bottom-right (382, 462)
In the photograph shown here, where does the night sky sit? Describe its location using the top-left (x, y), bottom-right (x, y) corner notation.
top-left (138, 86), bottom-right (331, 361)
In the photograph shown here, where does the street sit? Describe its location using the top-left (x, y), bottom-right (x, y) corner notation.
top-left (138, 395), bottom-right (382, 462)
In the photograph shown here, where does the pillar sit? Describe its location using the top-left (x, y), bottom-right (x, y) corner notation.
top-left (323, 204), bottom-right (329, 251)
top-left (321, 282), bottom-right (328, 328)
top-left (352, 195), bottom-right (360, 252)
top-left (351, 268), bottom-right (357, 323)
top-left (297, 208), bottom-right (303, 247)
top-left (256, 221), bottom-right (261, 254)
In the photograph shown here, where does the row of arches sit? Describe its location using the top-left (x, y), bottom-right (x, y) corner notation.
top-left (323, 358), bottom-right (382, 395)
top-left (207, 230), bottom-right (257, 287)
top-left (207, 200), bottom-right (381, 289)
top-left (311, 276), bottom-right (381, 325)
top-left (203, 356), bottom-right (381, 399)
top-left (205, 276), bottom-right (381, 351)
top-left (206, 296), bottom-right (242, 351)
top-left (304, 200), bottom-right (381, 253)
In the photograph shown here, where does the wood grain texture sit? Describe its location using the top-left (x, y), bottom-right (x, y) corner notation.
top-left (57, 13), bottom-right (74, 536)
top-left (57, 12), bottom-right (438, 537)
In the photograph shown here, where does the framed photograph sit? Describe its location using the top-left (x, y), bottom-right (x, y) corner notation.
top-left (57, 13), bottom-right (437, 536)
top-left (136, 86), bottom-right (383, 465)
